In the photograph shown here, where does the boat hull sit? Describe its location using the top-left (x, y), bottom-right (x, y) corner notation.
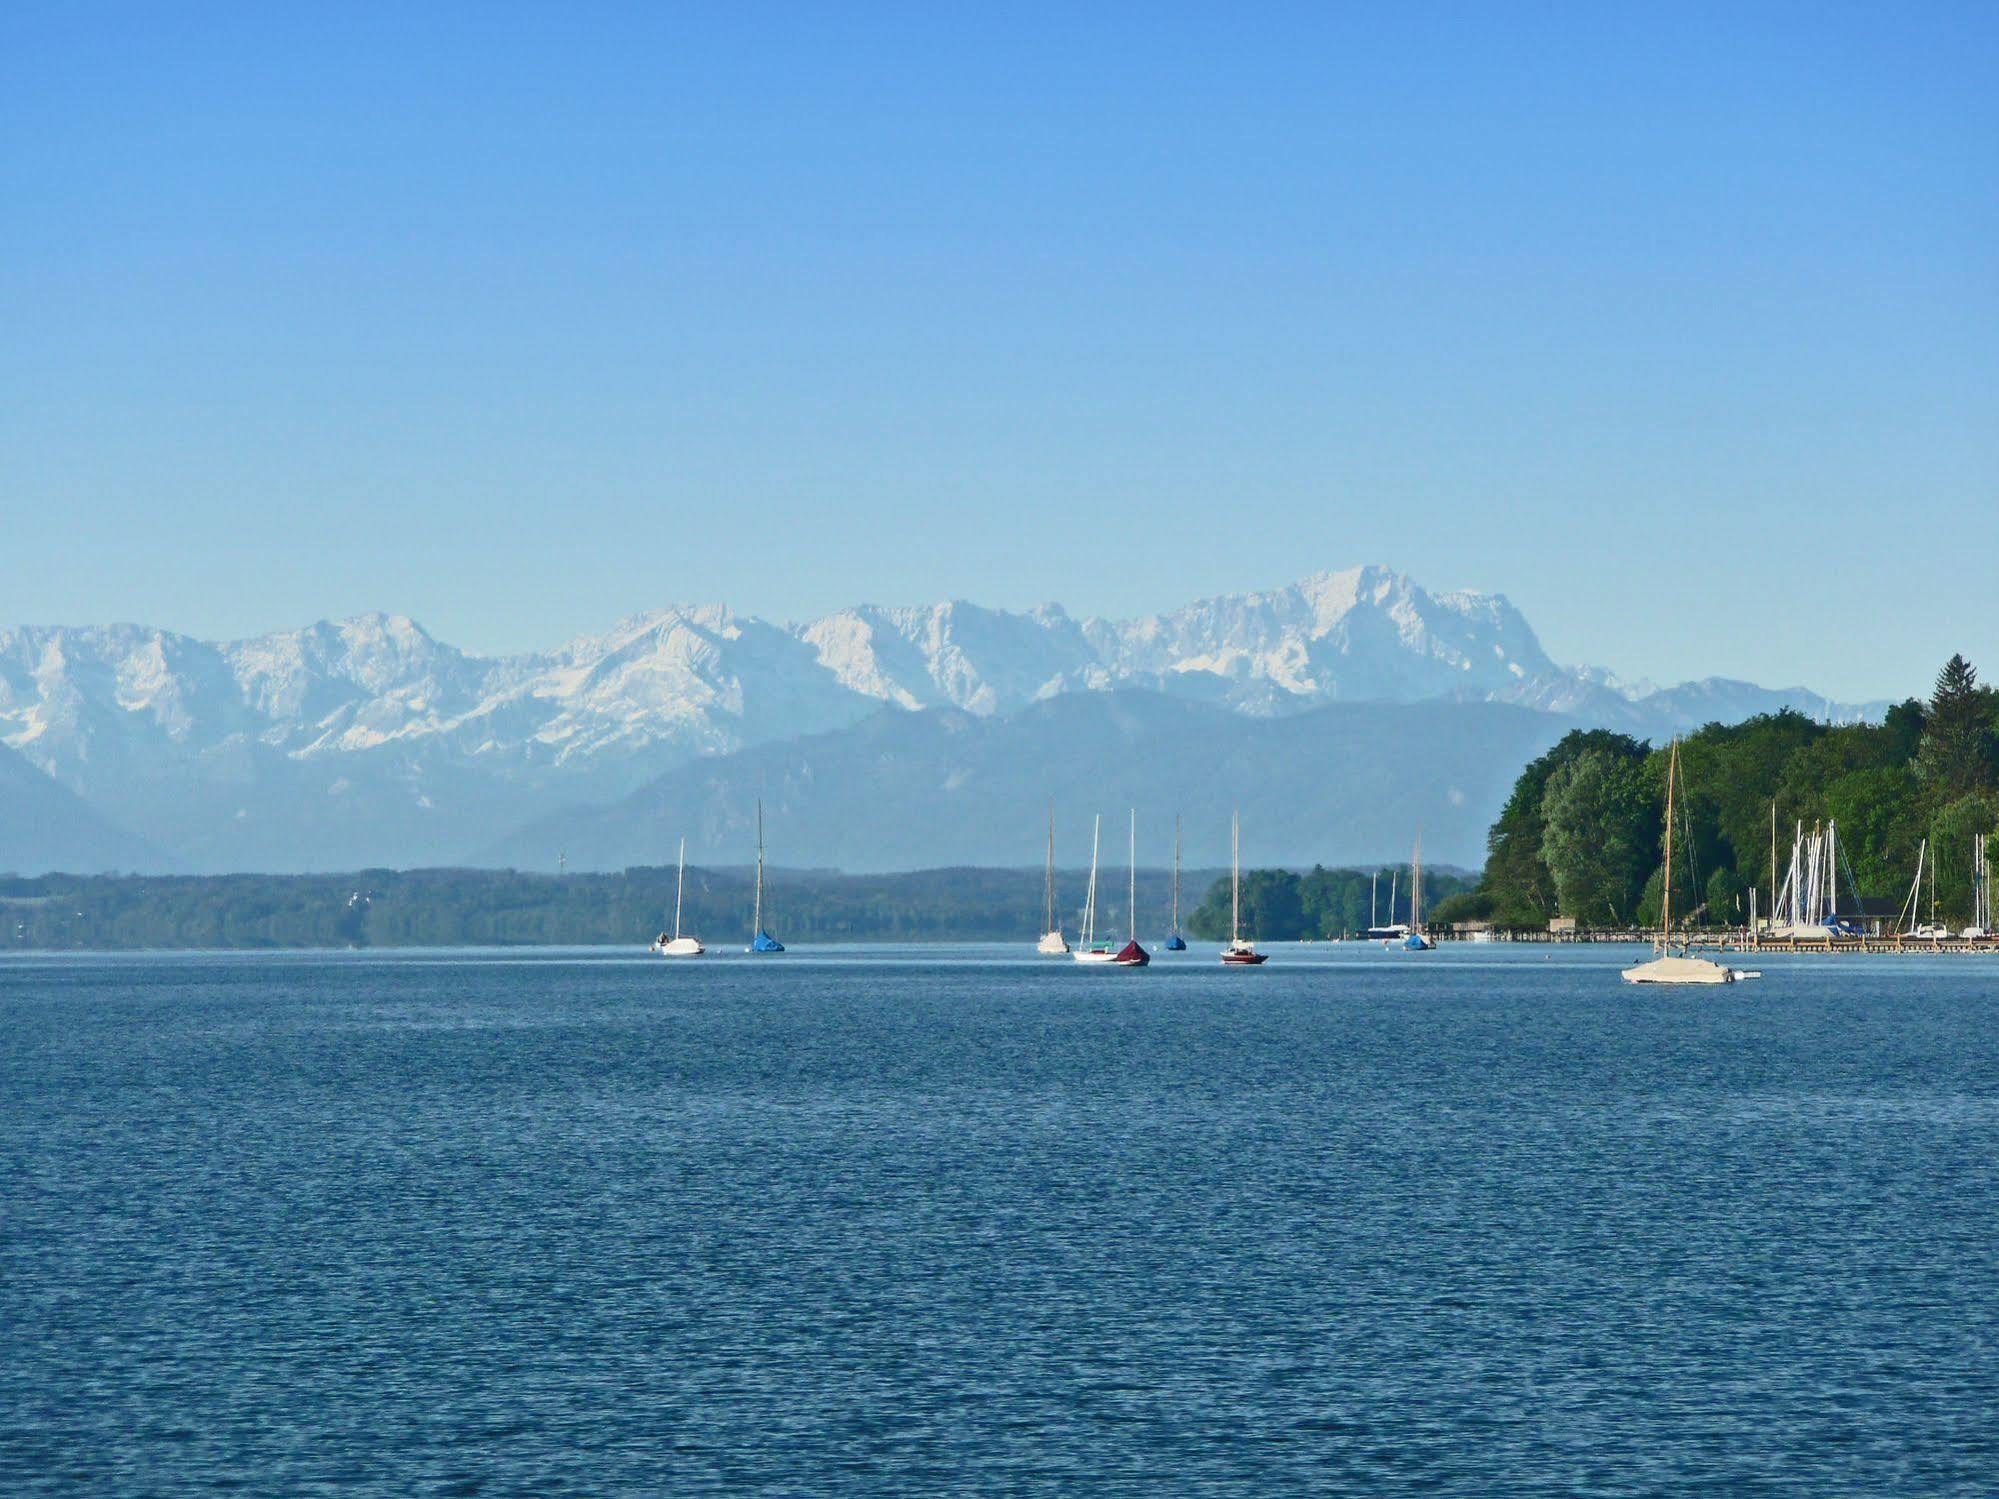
top-left (1621, 955), bottom-right (1741, 985)
top-left (1221, 950), bottom-right (1267, 965)
top-left (652, 936), bottom-right (704, 957)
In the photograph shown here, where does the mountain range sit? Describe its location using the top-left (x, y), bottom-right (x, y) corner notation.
top-left (0, 566), bottom-right (1879, 874)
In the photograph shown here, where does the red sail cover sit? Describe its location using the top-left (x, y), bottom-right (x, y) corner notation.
top-left (1113, 940), bottom-right (1150, 967)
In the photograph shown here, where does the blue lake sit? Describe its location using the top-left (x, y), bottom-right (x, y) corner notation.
top-left (3, 944), bottom-right (1997, 1494)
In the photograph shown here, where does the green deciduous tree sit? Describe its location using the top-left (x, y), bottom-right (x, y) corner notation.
top-left (1928, 793), bottom-right (1999, 926)
top-left (1820, 765), bottom-right (1924, 898)
top-left (1541, 745), bottom-right (1658, 927)
top-left (1705, 866), bottom-right (1747, 926)
top-left (1483, 730), bottom-right (1647, 927)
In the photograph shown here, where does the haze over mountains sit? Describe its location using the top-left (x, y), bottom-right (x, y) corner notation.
top-left (0, 566), bottom-right (1879, 875)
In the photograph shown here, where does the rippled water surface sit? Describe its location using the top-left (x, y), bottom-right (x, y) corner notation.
top-left (4, 944), bottom-right (1998, 1494)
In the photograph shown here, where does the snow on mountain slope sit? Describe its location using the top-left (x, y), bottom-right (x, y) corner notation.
top-left (799, 601), bottom-right (1097, 713)
top-left (1090, 566), bottom-right (1561, 708)
top-left (0, 565), bottom-right (1877, 872)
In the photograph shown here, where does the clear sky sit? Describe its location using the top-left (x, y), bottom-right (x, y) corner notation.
top-left (3, 2), bottom-right (1994, 700)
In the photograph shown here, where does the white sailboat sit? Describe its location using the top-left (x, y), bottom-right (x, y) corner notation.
top-left (1037, 802), bottom-right (1069, 954)
top-left (651, 837), bottom-right (704, 956)
top-left (1221, 810), bottom-right (1267, 964)
top-left (1366, 867), bottom-right (1407, 941)
top-left (1900, 837), bottom-right (1953, 939)
top-left (1623, 740), bottom-right (1755, 985)
top-left (1073, 814), bottom-right (1117, 963)
top-left (1965, 833), bottom-right (1992, 940)
top-left (1768, 817), bottom-right (1850, 938)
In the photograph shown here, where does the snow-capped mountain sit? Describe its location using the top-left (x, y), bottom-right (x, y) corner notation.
top-left (0, 565), bottom-right (1879, 873)
top-left (797, 567), bottom-right (1566, 716)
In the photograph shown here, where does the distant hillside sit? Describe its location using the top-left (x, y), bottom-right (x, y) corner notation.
top-left (476, 691), bottom-right (1579, 873)
top-left (0, 743), bottom-right (164, 875)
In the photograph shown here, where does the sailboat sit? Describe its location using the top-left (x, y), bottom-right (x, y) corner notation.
top-left (1073, 815), bottom-right (1118, 963)
top-left (1398, 830), bottom-right (1435, 951)
top-left (1768, 818), bottom-right (1852, 938)
top-left (1037, 802), bottom-right (1069, 954)
top-left (1366, 868), bottom-right (1407, 941)
top-left (1111, 809), bottom-right (1151, 966)
top-left (747, 800), bottom-right (784, 953)
top-left (1965, 833), bottom-right (1992, 940)
top-left (1899, 838), bottom-right (1953, 939)
top-left (1622, 740), bottom-right (1756, 984)
top-left (1221, 810), bottom-right (1267, 964)
top-left (1163, 813), bottom-right (1187, 950)
top-left (650, 837), bottom-right (704, 956)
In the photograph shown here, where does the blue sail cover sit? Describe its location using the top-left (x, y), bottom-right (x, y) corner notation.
top-left (750, 929), bottom-right (786, 953)
top-left (1163, 933), bottom-right (1187, 951)
top-left (1400, 932), bottom-right (1435, 951)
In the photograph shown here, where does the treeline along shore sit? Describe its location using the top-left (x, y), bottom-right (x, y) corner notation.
top-left (1433, 654), bottom-right (1999, 934)
top-left (0, 863), bottom-right (1468, 952)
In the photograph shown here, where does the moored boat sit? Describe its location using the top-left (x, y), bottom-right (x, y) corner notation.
top-left (1220, 810), bottom-right (1266, 964)
top-left (1399, 830), bottom-right (1435, 951)
top-left (1114, 810), bottom-right (1150, 966)
top-left (1038, 802), bottom-right (1070, 954)
top-left (651, 837), bottom-right (704, 957)
top-left (1163, 813), bottom-right (1187, 951)
top-left (746, 799), bottom-right (785, 953)
top-left (1622, 740), bottom-right (1756, 985)
top-left (1073, 814), bottom-right (1118, 962)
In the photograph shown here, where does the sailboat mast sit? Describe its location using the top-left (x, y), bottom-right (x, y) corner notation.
top-left (1770, 800), bottom-right (1778, 923)
top-left (1231, 810), bottom-right (1241, 942)
top-left (674, 836), bottom-right (686, 941)
top-left (1412, 829), bottom-right (1423, 929)
top-left (1660, 740), bottom-right (1678, 950)
top-left (1904, 839), bottom-right (1927, 934)
top-left (1127, 808), bottom-right (1137, 943)
top-left (1172, 814), bottom-right (1181, 932)
top-left (1049, 807), bottom-right (1058, 931)
top-left (1085, 814), bottom-right (1101, 944)
top-left (753, 800), bottom-right (765, 932)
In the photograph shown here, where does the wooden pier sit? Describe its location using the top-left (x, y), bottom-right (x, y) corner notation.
top-left (1439, 926), bottom-right (1999, 954)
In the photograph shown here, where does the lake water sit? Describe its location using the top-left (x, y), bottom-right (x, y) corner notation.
top-left (3, 943), bottom-right (1997, 1494)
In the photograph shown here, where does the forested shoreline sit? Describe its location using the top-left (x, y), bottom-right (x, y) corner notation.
top-left (2, 860), bottom-right (1464, 950)
top-left (0, 858), bottom-right (1474, 951)
top-left (1434, 656), bottom-right (1999, 932)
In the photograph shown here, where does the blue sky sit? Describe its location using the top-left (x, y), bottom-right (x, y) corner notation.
top-left (3, 2), bottom-right (1994, 699)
